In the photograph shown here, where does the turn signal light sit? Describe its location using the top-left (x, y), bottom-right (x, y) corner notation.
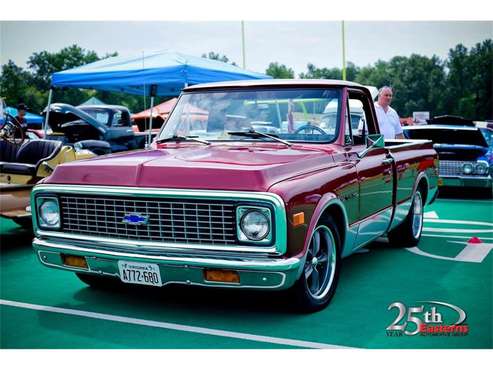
top-left (292, 212), bottom-right (305, 226)
top-left (204, 269), bottom-right (240, 284)
top-left (61, 254), bottom-right (88, 269)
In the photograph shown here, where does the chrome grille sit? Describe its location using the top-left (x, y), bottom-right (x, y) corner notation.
top-left (439, 160), bottom-right (476, 177)
top-left (59, 195), bottom-right (237, 245)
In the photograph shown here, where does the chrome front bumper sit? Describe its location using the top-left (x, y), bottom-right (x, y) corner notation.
top-left (33, 237), bottom-right (303, 290)
top-left (440, 175), bottom-right (492, 189)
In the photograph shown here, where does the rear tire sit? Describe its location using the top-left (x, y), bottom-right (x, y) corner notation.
top-left (388, 190), bottom-right (424, 248)
top-left (289, 216), bottom-right (341, 313)
top-left (76, 272), bottom-right (121, 289)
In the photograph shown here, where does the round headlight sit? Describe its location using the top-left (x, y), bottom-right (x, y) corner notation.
top-left (475, 162), bottom-right (488, 175)
top-left (240, 210), bottom-right (270, 241)
top-left (39, 199), bottom-right (60, 227)
top-left (462, 163), bottom-right (473, 175)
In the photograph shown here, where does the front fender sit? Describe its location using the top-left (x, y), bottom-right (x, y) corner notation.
top-left (303, 194), bottom-right (355, 258)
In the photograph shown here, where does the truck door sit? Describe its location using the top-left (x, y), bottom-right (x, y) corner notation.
top-left (346, 91), bottom-right (394, 248)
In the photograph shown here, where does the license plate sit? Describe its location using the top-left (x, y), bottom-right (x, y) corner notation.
top-left (118, 261), bottom-right (162, 286)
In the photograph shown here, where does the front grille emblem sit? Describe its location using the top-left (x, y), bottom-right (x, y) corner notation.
top-left (122, 213), bottom-right (149, 226)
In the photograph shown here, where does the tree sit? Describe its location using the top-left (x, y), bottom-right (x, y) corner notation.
top-left (0, 45), bottom-right (120, 113)
top-left (356, 55), bottom-right (447, 117)
top-left (299, 62), bottom-right (359, 81)
top-left (443, 44), bottom-right (473, 117)
top-left (468, 39), bottom-right (493, 119)
top-left (265, 62), bottom-right (294, 79)
top-left (444, 40), bottom-right (493, 119)
top-left (0, 61), bottom-right (31, 108)
top-left (201, 51), bottom-right (237, 66)
top-left (27, 45), bottom-right (106, 92)
top-left (299, 63), bottom-right (341, 79)
top-left (2, 40), bottom-right (491, 120)
top-left (21, 45), bottom-right (117, 112)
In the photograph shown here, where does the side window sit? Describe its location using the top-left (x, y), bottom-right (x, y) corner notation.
top-left (344, 99), bottom-right (352, 145)
top-left (348, 93), bottom-right (371, 145)
top-left (112, 112), bottom-right (123, 127)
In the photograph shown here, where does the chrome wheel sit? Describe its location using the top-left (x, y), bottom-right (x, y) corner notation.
top-left (412, 191), bottom-right (423, 239)
top-left (304, 225), bottom-right (337, 299)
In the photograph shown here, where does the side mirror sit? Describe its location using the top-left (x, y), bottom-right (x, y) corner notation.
top-left (367, 134), bottom-right (385, 148)
top-left (357, 133), bottom-right (385, 158)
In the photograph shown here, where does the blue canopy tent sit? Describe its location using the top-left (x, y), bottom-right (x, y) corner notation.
top-left (51, 50), bottom-right (270, 95)
top-left (48, 50), bottom-right (271, 145)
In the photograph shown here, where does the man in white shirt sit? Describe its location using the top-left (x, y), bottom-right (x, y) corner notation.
top-left (374, 86), bottom-right (404, 139)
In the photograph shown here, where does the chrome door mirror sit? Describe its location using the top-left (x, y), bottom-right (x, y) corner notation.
top-left (357, 134), bottom-right (385, 158)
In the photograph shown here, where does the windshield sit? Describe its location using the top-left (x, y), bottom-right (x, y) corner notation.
top-left (81, 108), bottom-right (110, 125)
top-left (158, 88), bottom-right (341, 143)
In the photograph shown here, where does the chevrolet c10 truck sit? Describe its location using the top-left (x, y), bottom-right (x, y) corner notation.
top-left (31, 80), bottom-right (438, 312)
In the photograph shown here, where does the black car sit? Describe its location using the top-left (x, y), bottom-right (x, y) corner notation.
top-left (42, 103), bottom-right (142, 154)
top-left (77, 104), bottom-right (133, 128)
top-left (403, 115), bottom-right (492, 195)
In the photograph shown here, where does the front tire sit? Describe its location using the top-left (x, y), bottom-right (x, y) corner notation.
top-left (388, 190), bottom-right (424, 248)
top-left (290, 216), bottom-right (341, 313)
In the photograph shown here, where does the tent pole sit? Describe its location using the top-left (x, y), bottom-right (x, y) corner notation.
top-left (147, 95), bottom-right (155, 149)
top-left (241, 21), bottom-right (246, 69)
top-left (44, 88), bottom-right (53, 136)
top-left (146, 84), bottom-right (157, 149)
top-left (341, 20), bottom-right (347, 81)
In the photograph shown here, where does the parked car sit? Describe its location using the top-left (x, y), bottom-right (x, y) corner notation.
top-left (76, 104), bottom-right (149, 149)
top-left (403, 115), bottom-right (492, 195)
top-left (42, 103), bottom-right (142, 153)
top-left (77, 104), bottom-right (133, 128)
top-left (0, 110), bottom-right (95, 227)
top-left (31, 80), bottom-right (438, 312)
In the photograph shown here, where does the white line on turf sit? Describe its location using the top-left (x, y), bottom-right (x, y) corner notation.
top-left (424, 219), bottom-right (493, 227)
top-left (450, 241), bottom-right (493, 263)
top-left (0, 299), bottom-right (351, 349)
top-left (422, 234), bottom-right (493, 241)
top-left (422, 227), bottom-right (493, 233)
top-left (424, 211), bottom-right (439, 219)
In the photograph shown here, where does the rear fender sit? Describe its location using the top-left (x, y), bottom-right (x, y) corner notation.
top-left (388, 171), bottom-right (430, 232)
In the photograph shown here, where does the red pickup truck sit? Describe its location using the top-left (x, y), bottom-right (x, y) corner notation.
top-left (31, 80), bottom-right (438, 312)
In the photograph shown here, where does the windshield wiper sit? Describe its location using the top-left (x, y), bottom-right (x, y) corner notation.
top-left (227, 129), bottom-right (292, 147)
top-left (156, 135), bottom-right (210, 145)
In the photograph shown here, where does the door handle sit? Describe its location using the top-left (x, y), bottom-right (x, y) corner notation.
top-left (382, 158), bottom-right (394, 165)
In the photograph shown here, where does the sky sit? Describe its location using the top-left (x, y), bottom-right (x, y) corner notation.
top-left (1, 21), bottom-right (492, 75)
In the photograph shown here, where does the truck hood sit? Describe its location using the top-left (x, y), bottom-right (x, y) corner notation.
top-left (47, 144), bottom-right (337, 191)
top-left (42, 103), bottom-right (107, 133)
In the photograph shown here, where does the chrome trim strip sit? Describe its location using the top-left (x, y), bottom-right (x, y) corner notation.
top-left (32, 185), bottom-right (287, 255)
top-left (441, 175), bottom-right (492, 180)
top-left (353, 206), bottom-right (393, 249)
top-left (349, 205), bottom-right (394, 227)
top-left (37, 230), bottom-right (280, 254)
